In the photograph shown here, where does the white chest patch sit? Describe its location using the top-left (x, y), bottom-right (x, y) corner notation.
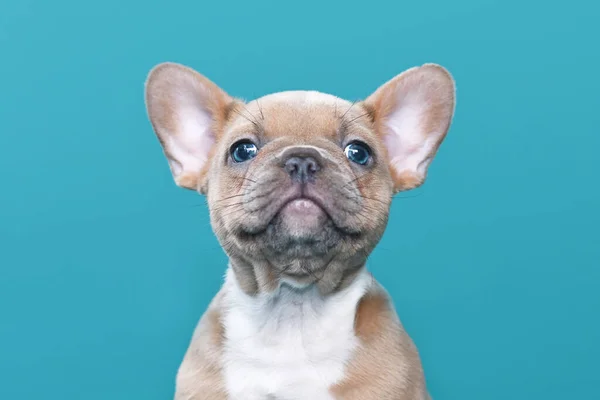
top-left (221, 268), bottom-right (371, 400)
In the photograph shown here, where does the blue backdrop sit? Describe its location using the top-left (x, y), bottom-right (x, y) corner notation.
top-left (1, 0), bottom-right (598, 399)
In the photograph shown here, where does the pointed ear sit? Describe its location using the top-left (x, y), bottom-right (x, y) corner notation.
top-left (364, 64), bottom-right (455, 192)
top-left (144, 62), bottom-right (234, 192)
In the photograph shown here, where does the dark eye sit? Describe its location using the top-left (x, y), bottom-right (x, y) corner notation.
top-left (344, 141), bottom-right (371, 165)
top-left (230, 140), bottom-right (258, 163)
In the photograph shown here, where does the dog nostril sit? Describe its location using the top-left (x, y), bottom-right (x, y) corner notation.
top-left (285, 161), bottom-right (298, 175)
top-left (284, 156), bottom-right (320, 182)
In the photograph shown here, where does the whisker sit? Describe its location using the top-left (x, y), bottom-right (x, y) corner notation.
top-left (212, 202), bottom-right (246, 213)
top-left (241, 176), bottom-right (258, 184)
top-left (347, 193), bottom-right (391, 208)
top-left (242, 104), bottom-right (262, 127)
top-left (231, 106), bottom-right (261, 131)
top-left (274, 261), bottom-right (298, 277)
top-left (215, 177), bottom-right (270, 204)
top-left (340, 100), bottom-right (358, 121)
top-left (341, 111), bottom-right (371, 129)
top-left (341, 175), bottom-right (364, 189)
top-left (215, 193), bottom-right (247, 203)
top-left (300, 263), bottom-right (321, 283)
top-left (394, 191), bottom-right (425, 200)
top-left (219, 206), bottom-right (248, 220)
top-left (256, 98), bottom-right (265, 120)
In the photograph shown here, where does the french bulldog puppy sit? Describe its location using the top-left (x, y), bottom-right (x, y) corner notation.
top-left (145, 62), bottom-right (455, 400)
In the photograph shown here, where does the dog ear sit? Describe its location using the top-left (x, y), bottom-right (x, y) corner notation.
top-left (364, 64), bottom-right (455, 192)
top-left (145, 62), bottom-right (234, 192)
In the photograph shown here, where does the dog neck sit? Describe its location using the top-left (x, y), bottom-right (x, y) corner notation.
top-left (220, 265), bottom-right (374, 399)
top-left (222, 264), bottom-right (373, 336)
top-left (227, 256), bottom-right (367, 297)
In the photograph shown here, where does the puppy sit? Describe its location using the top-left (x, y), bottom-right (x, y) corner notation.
top-left (144, 62), bottom-right (455, 400)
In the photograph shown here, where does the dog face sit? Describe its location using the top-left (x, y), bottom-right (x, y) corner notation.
top-left (145, 63), bottom-right (455, 290)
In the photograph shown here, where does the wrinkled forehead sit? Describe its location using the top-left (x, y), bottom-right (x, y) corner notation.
top-left (226, 91), bottom-right (361, 143)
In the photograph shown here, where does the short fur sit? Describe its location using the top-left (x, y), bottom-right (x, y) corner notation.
top-left (145, 62), bottom-right (455, 399)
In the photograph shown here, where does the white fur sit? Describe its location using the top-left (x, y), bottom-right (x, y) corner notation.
top-left (221, 267), bottom-right (372, 400)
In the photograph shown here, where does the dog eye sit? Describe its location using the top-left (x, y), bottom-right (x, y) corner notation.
top-left (230, 140), bottom-right (258, 163)
top-left (344, 141), bottom-right (371, 165)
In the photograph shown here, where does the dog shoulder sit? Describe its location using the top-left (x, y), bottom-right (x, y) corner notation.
top-left (174, 290), bottom-right (228, 400)
top-left (330, 280), bottom-right (428, 399)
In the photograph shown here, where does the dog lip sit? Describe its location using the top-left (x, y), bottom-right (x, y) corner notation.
top-left (237, 188), bottom-right (363, 238)
top-left (280, 195), bottom-right (322, 211)
top-left (237, 194), bottom-right (326, 238)
top-left (236, 190), bottom-right (303, 237)
top-left (279, 194), bottom-right (362, 237)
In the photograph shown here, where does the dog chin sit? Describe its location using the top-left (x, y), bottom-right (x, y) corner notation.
top-left (259, 205), bottom-right (341, 259)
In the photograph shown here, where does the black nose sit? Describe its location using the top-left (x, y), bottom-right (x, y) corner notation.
top-left (284, 156), bottom-right (320, 183)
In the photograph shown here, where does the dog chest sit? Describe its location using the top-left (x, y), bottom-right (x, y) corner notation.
top-left (220, 269), bottom-right (370, 400)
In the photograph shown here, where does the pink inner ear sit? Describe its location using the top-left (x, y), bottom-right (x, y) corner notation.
top-left (382, 91), bottom-right (438, 178)
top-left (164, 99), bottom-right (215, 180)
top-left (145, 62), bottom-right (232, 190)
top-left (375, 66), bottom-right (454, 185)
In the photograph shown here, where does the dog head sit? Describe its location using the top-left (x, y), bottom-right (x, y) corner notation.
top-left (145, 63), bottom-right (455, 293)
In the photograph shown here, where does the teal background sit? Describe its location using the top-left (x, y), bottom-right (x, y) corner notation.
top-left (1, 0), bottom-right (598, 398)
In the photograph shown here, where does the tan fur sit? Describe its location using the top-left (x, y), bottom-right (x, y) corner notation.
top-left (174, 291), bottom-right (228, 400)
top-left (391, 170), bottom-right (424, 192)
top-left (175, 286), bottom-right (428, 400)
top-left (365, 64), bottom-right (455, 192)
top-left (144, 62), bottom-right (455, 399)
top-left (330, 284), bottom-right (427, 399)
top-left (203, 92), bottom-right (394, 296)
top-left (145, 63), bottom-right (239, 191)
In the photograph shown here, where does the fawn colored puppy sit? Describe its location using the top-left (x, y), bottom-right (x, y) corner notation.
top-left (145, 62), bottom-right (455, 399)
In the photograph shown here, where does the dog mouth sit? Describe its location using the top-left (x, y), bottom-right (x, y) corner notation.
top-left (265, 193), bottom-right (327, 230)
top-left (279, 196), bottom-right (325, 216)
top-left (239, 190), bottom-right (361, 239)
